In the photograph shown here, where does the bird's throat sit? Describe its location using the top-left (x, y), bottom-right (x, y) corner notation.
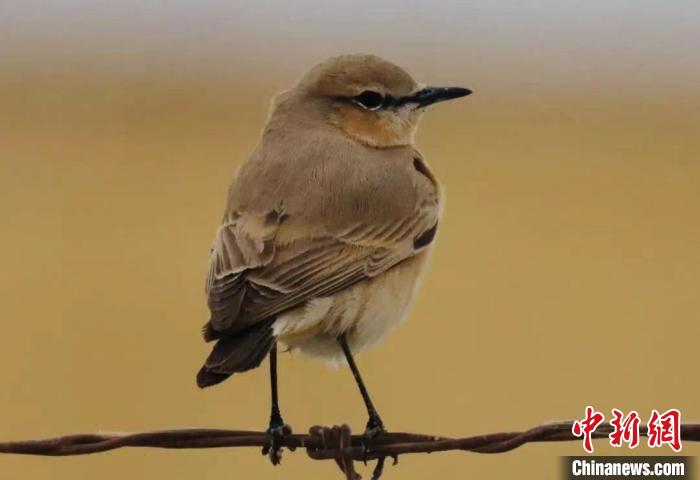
top-left (332, 107), bottom-right (418, 148)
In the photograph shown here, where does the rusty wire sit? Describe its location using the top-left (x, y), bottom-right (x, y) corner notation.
top-left (2, 421), bottom-right (698, 479)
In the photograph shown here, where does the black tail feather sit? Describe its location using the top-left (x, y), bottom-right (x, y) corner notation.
top-left (196, 367), bottom-right (232, 388)
top-left (196, 318), bottom-right (276, 388)
top-left (201, 321), bottom-right (220, 342)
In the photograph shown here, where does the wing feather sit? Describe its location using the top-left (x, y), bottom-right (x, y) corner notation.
top-left (203, 205), bottom-right (435, 340)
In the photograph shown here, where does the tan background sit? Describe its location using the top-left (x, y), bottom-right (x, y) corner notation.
top-left (1, 1), bottom-right (698, 478)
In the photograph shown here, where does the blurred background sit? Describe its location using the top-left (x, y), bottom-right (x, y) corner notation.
top-left (1, 1), bottom-right (698, 478)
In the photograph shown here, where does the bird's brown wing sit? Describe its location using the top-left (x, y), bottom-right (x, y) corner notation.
top-left (203, 207), bottom-right (436, 341)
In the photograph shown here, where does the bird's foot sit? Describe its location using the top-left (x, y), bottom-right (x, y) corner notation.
top-left (361, 414), bottom-right (385, 460)
top-left (361, 414), bottom-right (384, 480)
top-left (262, 415), bottom-right (291, 466)
top-left (361, 415), bottom-right (397, 480)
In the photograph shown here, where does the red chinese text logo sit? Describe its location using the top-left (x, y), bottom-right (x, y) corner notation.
top-left (609, 408), bottom-right (640, 448)
top-left (647, 408), bottom-right (682, 452)
top-left (572, 406), bottom-right (605, 453)
top-left (572, 407), bottom-right (682, 453)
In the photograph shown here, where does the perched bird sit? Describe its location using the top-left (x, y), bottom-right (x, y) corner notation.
top-left (197, 54), bottom-right (470, 465)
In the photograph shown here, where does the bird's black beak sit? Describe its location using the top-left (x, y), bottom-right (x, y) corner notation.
top-left (404, 86), bottom-right (472, 108)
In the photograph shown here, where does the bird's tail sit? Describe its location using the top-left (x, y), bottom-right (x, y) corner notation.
top-left (196, 318), bottom-right (276, 388)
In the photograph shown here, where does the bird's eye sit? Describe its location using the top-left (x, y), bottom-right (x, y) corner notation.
top-left (353, 91), bottom-right (384, 110)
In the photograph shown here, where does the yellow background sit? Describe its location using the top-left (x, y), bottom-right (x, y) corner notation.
top-left (1, 1), bottom-right (698, 478)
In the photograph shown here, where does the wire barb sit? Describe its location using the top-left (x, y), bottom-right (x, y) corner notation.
top-left (1, 421), bottom-right (698, 478)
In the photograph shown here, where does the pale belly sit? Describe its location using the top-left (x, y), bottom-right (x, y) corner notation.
top-left (273, 250), bottom-right (432, 363)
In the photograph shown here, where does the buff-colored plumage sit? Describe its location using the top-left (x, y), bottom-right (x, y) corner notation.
top-left (198, 54), bottom-right (468, 387)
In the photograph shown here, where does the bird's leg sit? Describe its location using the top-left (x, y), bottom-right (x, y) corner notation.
top-left (262, 344), bottom-right (288, 465)
top-left (337, 333), bottom-right (386, 459)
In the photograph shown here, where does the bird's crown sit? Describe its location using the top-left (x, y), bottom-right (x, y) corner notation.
top-left (299, 54), bottom-right (418, 99)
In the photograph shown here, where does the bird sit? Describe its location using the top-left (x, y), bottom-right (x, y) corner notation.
top-left (196, 53), bottom-right (471, 467)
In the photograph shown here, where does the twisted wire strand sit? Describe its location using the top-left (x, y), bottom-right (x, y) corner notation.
top-left (2, 421), bottom-right (698, 458)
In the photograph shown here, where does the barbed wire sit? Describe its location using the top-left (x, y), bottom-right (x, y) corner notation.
top-left (2, 421), bottom-right (698, 480)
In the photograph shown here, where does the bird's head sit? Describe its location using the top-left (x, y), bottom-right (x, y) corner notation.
top-left (287, 54), bottom-right (471, 148)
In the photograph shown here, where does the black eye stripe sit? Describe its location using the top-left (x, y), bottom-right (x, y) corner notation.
top-left (354, 90), bottom-right (384, 110)
top-left (335, 92), bottom-right (400, 110)
top-left (382, 95), bottom-right (398, 108)
top-left (348, 90), bottom-right (401, 110)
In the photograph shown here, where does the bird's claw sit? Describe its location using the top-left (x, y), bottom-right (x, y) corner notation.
top-left (262, 422), bottom-right (291, 465)
top-left (361, 416), bottom-right (394, 480)
top-left (371, 456), bottom-right (386, 480)
top-left (361, 416), bottom-right (385, 462)
top-left (361, 425), bottom-right (384, 461)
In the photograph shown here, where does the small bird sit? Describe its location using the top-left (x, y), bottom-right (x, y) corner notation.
top-left (197, 54), bottom-right (470, 466)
